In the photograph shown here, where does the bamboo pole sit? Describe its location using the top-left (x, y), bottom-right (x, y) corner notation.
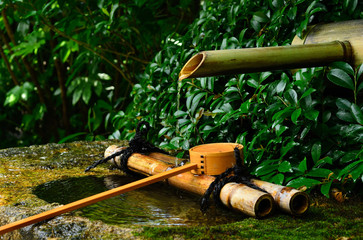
top-left (0, 163), bottom-right (198, 235)
top-left (292, 19), bottom-right (363, 67)
top-left (220, 183), bottom-right (274, 217)
top-left (105, 145), bottom-right (274, 218)
top-left (126, 146), bottom-right (310, 216)
top-left (250, 179), bottom-right (309, 216)
top-left (179, 41), bottom-right (352, 80)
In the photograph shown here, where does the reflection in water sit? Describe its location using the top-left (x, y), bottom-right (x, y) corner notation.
top-left (33, 175), bottom-right (243, 226)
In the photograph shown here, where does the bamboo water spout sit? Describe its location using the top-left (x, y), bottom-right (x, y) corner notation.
top-left (179, 19), bottom-right (363, 80)
top-left (179, 41), bottom-right (352, 80)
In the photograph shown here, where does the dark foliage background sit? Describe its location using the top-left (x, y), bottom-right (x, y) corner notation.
top-left (0, 0), bottom-right (199, 145)
top-left (1, 0), bottom-right (362, 197)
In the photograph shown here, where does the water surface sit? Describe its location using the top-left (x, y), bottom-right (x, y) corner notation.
top-left (33, 175), bottom-right (244, 226)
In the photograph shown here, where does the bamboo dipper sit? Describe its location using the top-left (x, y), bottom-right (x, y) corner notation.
top-left (0, 163), bottom-right (198, 235)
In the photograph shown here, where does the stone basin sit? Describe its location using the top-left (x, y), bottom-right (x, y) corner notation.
top-left (0, 140), bottom-right (241, 239)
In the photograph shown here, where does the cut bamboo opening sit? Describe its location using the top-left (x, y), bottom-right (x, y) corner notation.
top-left (250, 179), bottom-right (309, 216)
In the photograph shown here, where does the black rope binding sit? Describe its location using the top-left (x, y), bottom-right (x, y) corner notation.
top-left (200, 147), bottom-right (267, 213)
top-left (85, 121), bottom-right (168, 173)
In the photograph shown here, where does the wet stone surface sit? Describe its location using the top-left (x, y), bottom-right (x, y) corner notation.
top-left (0, 140), bottom-right (139, 240)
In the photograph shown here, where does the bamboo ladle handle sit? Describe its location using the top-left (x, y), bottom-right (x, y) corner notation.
top-left (0, 163), bottom-right (198, 235)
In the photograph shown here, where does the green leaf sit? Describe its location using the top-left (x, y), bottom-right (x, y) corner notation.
top-left (158, 127), bottom-right (170, 137)
top-left (61, 48), bottom-right (71, 63)
top-left (275, 124), bottom-right (288, 137)
top-left (272, 107), bottom-right (294, 122)
top-left (300, 88), bottom-right (316, 100)
top-left (225, 78), bottom-right (238, 87)
top-left (321, 181), bottom-right (333, 198)
top-left (96, 100), bottom-right (112, 111)
top-left (252, 11), bottom-right (269, 23)
top-left (340, 152), bottom-right (358, 165)
top-left (327, 68), bottom-right (354, 90)
top-left (260, 72), bottom-right (272, 83)
top-left (306, 168), bottom-right (332, 178)
top-left (174, 110), bottom-right (188, 118)
top-left (72, 88), bottom-right (82, 105)
top-left (285, 89), bottom-right (298, 105)
top-left (186, 92), bottom-right (195, 110)
top-left (357, 81), bottom-right (363, 94)
top-left (315, 156), bottom-right (333, 166)
top-left (190, 92), bottom-right (206, 116)
top-left (247, 79), bottom-right (259, 88)
top-left (154, 51), bottom-right (162, 65)
top-left (311, 142), bottom-right (321, 163)
top-left (98, 73), bottom-right (112, 81)
top-left (281, 141), bottom-right (296, 157)
top-left (344, 0), bottom-right (358, 14)
top-left (278, 161), bottom-right (293, 173)
top-left (300, 126), bottom-right (310, 139)
top-left (220, 38), bottom-right (227, 50)
top-left (336, 98), bottom-right (352, 110)
top-left (4, 91), bottom-right (20, 107)
top-left (298, 157), bottom-right (307, 172)
top-left (276, 79), bottom-right (287, 94)
top-left (357, 64), bottom-right (363, 80)
top-left (225, 86), bottom-right (239, 94)
top-left (337, 159), bottom-right (363, 179)
top-left (336, 111), bottom-right (355, 123)
top-left (291, 108), bottom-right (301, 125)
top-left (287, 177), bottom-right (321, 188)
top-left (101, 7), bottom-right (109, 16)
top-left (82, 84), bottom-right (92, 104)
top-left (330, 61), bottom-right (354, 76)
top-left (270, 173), bottom-right (284, 185)
top-left (351, 103), bottom-right (363, 125)
top-left (33, 104), bottom-right (46, 120)
top-left (254, 164), bottom-right (279, 176)
top-left (304, 109), bottom-right (319, 122)
top-left (239, 29), bottom-right (248, 43)
top-left (322, 111), bottom-right (331, 123)
top-left (350, 161), bottom-right (363, 181)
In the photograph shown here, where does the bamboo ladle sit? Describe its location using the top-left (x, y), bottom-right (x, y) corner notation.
top-left (0, 163), bottom-right (198, 235)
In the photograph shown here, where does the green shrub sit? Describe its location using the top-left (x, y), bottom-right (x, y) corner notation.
top-left (113, 0), bottom-right (363, 196)
top-left (0, 0), bottom-right (198, 147)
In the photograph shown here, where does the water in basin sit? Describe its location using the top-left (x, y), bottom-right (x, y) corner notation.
top-left (33, 175), bottom-right (244, 227)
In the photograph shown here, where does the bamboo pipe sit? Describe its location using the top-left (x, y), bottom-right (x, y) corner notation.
top-left (137, 148), bottom-right (310, 216)
top-left (178, 41), bottom-right (352, 80)
top-left (0, 163), bottom-right (198, 235)
top-left (105, 145), bottom-right (274, 218)
top-left (220, 182), bottom-right (273, 217)
top-left (292, 19), bottom-right (363, 67)
top-left (250, 179), bottom-right (309, 216)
